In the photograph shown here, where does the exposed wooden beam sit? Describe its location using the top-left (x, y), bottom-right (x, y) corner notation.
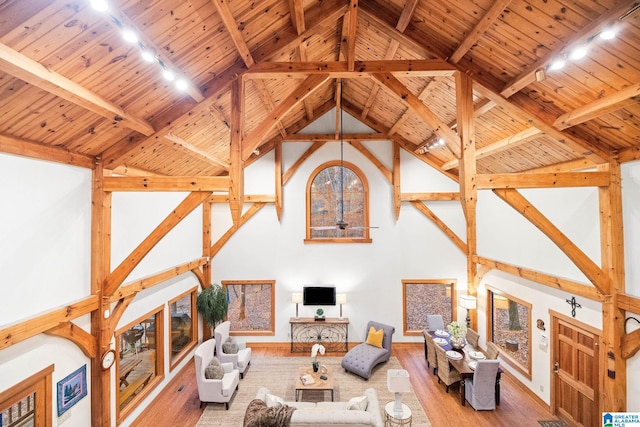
top-left (284, 133), bottom-right (388, 141)
top-left (350, 140), bottom-right (392, 184)
top-left (104, 192), bottom-right (212, 296)
top-left (442, 127), bottom-right (541, 170)
top-left (244, 60), bottom-right (456, 78)
top-left (500, 2), bottom-right (637, 98)
top-left (621, 328), bottom-right (640, 359)
top-left (211, 203), bottom-right (267, 257)
top-left (288, 0), bottom-right (306, 34)
top-left (344, 0), bottom-right (359, 71)
top-left (283, 141), bottom-right (326, 184)
top-left (396, 0), bottom-right (419, 32)
top-left (474, 256), bottom-right (601, 300)
top-left (450, 0), bottom-right (513, 63)
top-left (45, 322), bottom-right (97, 358)
top-left (275, 142), bottom-right (283, 221)
top-left (475, 83), bottom-right (610, 163)
top-left (477, 171), bottom-right (609, 189)
top-left (110, 165), bottom-right (164, 177)
top-left (554, 82), bottom-right (640, 130)
top-left (242, 73), bottom-right (331, 160)
top-left (618, 293), bottom-right (640, 313)
top-left (401, 192), bottom-right (461, 201)
top-left (411, 201), bottom-right (467, 254)
top-left (164, 134), bottom-right (230, 170)
top-left (393, 141), bottom-right (401, 218)
top-left (389, 78), bottom-right (442, 136)
top-left (103, 176), bottom-right (229, 192)
top-left (210, 0), bottom-right (255, 67)
top-left (493, 188), bottom-right (608, 294)
top-left (0, 133), bottom-right (94, 169)
top-left (208, 194), bottom-right (276, 203)
top-left (523, 158), bottom-right (598, 174)
top-left (110, 258), bottom-right (207, 301)
top-left (0, 296), bottom-right (99, 351)
top-left (0, 43), bottom-right (155, 136)
top-left (373, 72), bottom-right (462, 158)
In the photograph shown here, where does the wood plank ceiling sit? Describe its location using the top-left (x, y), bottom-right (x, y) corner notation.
top-left (0, 0), bottom-right (638, 178)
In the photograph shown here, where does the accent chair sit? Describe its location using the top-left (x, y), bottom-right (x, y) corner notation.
top-left (341, 320), bottom-right (395, 380)
top-left (214, 320), bottom-right (252, 378)
top-left (464, 359), bottom-right (501, 410)
top-left (193, 339), bottom-right (239, 409)
top-left (434, 344), bottom-right (461, 393)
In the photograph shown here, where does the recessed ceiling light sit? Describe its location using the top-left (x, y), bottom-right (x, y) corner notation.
top-left (569, 45), bottom-right (588, 60)
top-left (91, 0), bottom-right (109, 12)
top-left (162, 69), bottom-right (175, 81)
top-left (175, 78), bottom-right (189, 91)
top-left (141, 49), bottom-right (155, 62)
top-left (549, 57), bottom-right (566, 71)
top-left (121, 28), bottom-right (138, 44)
top-left (599, 28), bottom-right (617, 40)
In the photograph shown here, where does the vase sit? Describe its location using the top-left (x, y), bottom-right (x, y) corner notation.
top-left (312, 361), bottom-right (320, 372)
top-left (450, 336), bottom-right (465, 350)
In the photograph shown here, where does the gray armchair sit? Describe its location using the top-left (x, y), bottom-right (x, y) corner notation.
top-left (464, 359), bottom-right (500, 410)
top-left (341, 321), bottom-right (395, 379)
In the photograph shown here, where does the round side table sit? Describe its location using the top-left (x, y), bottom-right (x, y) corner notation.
top-left (384, 401), bottom-right (412, 427)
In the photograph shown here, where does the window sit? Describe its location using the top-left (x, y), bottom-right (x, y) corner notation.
top-left (222, 280), bottom-right (275, 335)
top-left (306, 161), bottom-right (372, 242)
top-left (169, 288), bottom-right (197, 369)
top-left (402, 280), bottom-right (457, 335)
top-left (0, 365), bottom-right (53, 427)
top-left (117, 308), bottom-right (164, 421)
top-left (487, 287), bottom-right (532, 379)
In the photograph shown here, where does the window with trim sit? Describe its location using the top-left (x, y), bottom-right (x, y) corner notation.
top-left (402, 279), bottom-right (456, 335)
top-left (0, 365), bottom-right (53, 427)
top-left (306, 160), bottom-right (372, 242)
top-left (487, 287), bottom-right (532, 379)
top-left (117, 308), bottom-right (164, 421)
top-left (169, 288), bottom-right (197, 369)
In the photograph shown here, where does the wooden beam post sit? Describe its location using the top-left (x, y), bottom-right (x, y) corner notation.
top-left (599, 157), bottom-right (626, 412)
top-left (456, 72), bottom-right (478, 329)
top-left (230, 78), bottom-right (245, 225)
top-left (393, 141), bottom-right (401, 219)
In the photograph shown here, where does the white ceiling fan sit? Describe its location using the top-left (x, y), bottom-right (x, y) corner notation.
top-left (310, 80), bottom-right (379, 233)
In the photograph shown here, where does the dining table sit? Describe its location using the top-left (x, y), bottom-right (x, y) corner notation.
top-left (425, 330), bottom-right (502, 406)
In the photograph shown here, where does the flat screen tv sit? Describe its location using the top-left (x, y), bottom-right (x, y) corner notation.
top-left (303, 286), bottom-right (336, 306)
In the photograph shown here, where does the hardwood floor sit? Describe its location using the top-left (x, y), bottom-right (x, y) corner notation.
top-left (132, 343), bottom-right (558, 427)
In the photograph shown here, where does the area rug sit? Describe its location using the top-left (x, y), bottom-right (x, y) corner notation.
top-left (196, 356), bottom-right (431, 426)
top-left (538, 421), bottom-right (569, 427)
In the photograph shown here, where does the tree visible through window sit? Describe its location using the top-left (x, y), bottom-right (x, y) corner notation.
top-left (306, 160), bottom-right (371, 242)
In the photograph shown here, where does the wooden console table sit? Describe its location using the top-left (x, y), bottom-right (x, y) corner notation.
top-left (289, 317), bottom-right (349, 353)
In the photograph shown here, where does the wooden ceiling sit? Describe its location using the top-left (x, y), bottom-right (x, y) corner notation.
top-left (0, 0), bottom-right (639, 178)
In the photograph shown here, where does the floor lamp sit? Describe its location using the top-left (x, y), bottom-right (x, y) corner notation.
top-left (459, 295), bottom-right (477, 329)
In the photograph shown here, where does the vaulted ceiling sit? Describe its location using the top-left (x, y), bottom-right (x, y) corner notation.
top-left (0, 0), bottom-right (638, 178)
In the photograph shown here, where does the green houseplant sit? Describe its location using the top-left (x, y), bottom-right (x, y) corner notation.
top-left (196, 284), bottom-right (229, 331)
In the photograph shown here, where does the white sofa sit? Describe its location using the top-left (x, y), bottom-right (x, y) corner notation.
top-left (253, 386), bottom-right (383, 427)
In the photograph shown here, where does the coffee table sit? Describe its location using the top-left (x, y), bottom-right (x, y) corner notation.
top-left (295, 366), bottom-right (334, 402)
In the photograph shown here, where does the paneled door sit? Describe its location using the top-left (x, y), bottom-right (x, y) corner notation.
top-left (552, 314), bottom-right (600, 427)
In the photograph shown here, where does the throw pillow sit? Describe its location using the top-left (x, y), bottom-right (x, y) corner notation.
top-left (265, 393), bottom-right (285, 407)
top-left (348, 395), bottom-right (368, 411)
top-left (222, 337), bottom-right (239, 354)
top-left (365, 326), bottom-right (384, 348)
top-left (204, 358), bottom-right (224, 379)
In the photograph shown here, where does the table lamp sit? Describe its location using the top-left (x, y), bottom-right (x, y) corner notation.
top-left (336, 293), bottom-right (347, 319)
top-left (459, 295), bottom-right (477, 329)
top-left (291, 293), bottom-right (303, 319)
top-left (387, 369), bottom-right (411, 417)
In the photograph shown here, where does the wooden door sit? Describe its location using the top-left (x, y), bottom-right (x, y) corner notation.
top-left (552, 315), bottom-right (600, 427)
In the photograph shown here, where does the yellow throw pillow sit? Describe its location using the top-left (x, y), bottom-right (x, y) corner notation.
top-left (365, 326), bottom-right (384, 348)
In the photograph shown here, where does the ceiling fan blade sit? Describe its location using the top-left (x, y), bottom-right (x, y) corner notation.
top-left (310, 226), bottom-right (339, 230)
top-left (349, 226), bottom-right (379, 230)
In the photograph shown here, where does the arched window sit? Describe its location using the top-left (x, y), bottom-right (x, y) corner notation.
top-left (305, 160), bottom-right (372, 243)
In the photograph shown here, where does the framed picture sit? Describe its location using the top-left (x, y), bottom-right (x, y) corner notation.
top-left (222, 280), bottom-right (275, 335)
top-left (57, 365), bottom-right (87, 416)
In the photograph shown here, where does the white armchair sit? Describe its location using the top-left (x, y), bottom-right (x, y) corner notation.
top-left (214, 321), bottom-right (252, 378)
top-left (194, 339), bottom-right (239, 409)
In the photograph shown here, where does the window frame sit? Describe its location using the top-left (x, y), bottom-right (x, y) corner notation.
top-left (116, 307), bottom-right (165, 423)
top-left (168, 287), bottom-right (198, 370)
top-left (0, 365), bottom-right (53, 427)
top-left (222, 280), bottom-right (276, 336)
top-left (486, 286), bottom-right (532, 379)
top-left (402, 279), bottom-right (457, 335)
top-left (305, 160), bottom-right (372, 243)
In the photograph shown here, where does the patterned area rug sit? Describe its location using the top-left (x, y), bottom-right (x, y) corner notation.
top-left (196, 356), bottom-right (431, 426)
top-left (538, 421), bottom-right (569, 427)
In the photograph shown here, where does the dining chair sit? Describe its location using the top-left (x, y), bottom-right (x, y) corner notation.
top-left (434, 344), bottom-right (461, 392)
top-left (486, 341), bottom-right (500, 359)
top-left (464, 359), bottom-right (501, 410)
top-left (466, 328), bottom-right (480, 348)
top-left (426, 314), bottom-right (445, 332)
top-left (423, 331), bottom-right (438, 375)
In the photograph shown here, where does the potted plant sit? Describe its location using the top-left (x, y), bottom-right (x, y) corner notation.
top-left (311, 343), bottom-right (325, 372)
top-left (196, 284), bottom-right (229, 332)
top-left (315, 308), bottom-right (325, 321)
